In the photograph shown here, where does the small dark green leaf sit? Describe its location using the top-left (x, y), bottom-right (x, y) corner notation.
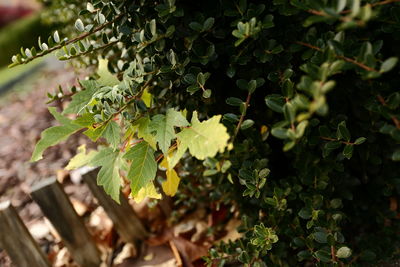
top-left (343, 144), bottom-right (353, 159)
top-left (240, 119), bottom-right (254, 130)
top-left (315, 250), bottom-right (331, 263)
top-left (226, 97), bottom-right (243, 106)
top-left (203, 17), bottom-right (215, 31)
top-left (271, 127), bottom-right (289, 139)
top-left (265, 95), bottom-right (285, 113)
top-left (337, 121), bottom-right (351, 141)
top-left (354, 137), bottom-right (366, 145)
top-left (203, 89), bottom-right (212, 98)
top-left (313, 231), bottom-right (327, 243)
top-left (380, 57), bottom-right (398, 73)
top-left (298, 207), bottom-right (312, 219)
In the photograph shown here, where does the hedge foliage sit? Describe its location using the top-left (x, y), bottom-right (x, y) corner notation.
top-left (11, 0), bottom-right (400, 266)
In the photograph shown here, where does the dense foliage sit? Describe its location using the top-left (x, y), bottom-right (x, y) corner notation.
top-left (12, 0), bottom-right (400, 265)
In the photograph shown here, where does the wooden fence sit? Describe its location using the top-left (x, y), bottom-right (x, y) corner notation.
top-left (0, 169), bottom-right (148, 267)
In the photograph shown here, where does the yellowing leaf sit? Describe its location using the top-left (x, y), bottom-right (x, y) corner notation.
top-left (160, 157), bottom-right (181, 196)
top-left (175, 111), bottom-right (230, 161)
top-left (133, 182), bottom-right (161, 203)
top-left (97, 58), bottom-right (119, 86)
top-left (65, 144), bottom-right (97, 170)
top-left (142, 87), bottom-right (152, 107)
top-left (163, 168), bottom-right (180, 196)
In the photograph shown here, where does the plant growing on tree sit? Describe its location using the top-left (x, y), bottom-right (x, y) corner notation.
top-left (11, 0), bottom-right (400, 265)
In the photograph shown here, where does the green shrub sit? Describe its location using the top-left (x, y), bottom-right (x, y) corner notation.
top-left (11, 0), bottom-right (400, 266)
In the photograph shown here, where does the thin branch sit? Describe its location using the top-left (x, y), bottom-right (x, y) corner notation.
top-left (295, 41), bottom-right (379, 72)
top-left (15, 13), bottom-right (124, 66)
top-left (377, 95), bottom-right (400, 129)
top-left (233, 91), bottom-right (252, 141)
top-left (320, 136), bottom-right (354, 145)
top-left (331, 246), bottom-right (337, 263)
top-left (62, 40), bottom-right (119, 61)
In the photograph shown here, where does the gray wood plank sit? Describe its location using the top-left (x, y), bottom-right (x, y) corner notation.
top-left (82, 168), bottom-right (149, 243)
top-left (30, 177), bottom-right (101, 267)
top-left (0, 201), bottom-right (51, 267)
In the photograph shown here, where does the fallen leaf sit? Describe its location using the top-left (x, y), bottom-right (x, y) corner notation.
top-left (216, 219), bottom-right (242, 243)
top-left (114, 243), bottom-right (137, 265)
top-left (70, 197), bottom-right (88, 216)
top-left (28, 220), bottom-right (50, 240)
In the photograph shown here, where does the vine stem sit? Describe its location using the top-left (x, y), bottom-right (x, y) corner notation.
top-left (295, 41), bottom-right (379, 72)
top-left (233, 91), bottom-right (252, 142)
top-left (16, 13), bottom-right (124, 65)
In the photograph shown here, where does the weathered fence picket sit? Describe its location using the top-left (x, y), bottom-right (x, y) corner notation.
top-left (82, 168), bottom-right (149, 242)
top-left (30, 177), bottom-right (101, 267)
top-left (0, 201), bottom-right (51, 267)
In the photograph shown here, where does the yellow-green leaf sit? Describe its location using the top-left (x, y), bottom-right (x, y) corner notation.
top-left (175, 111), bottom-right (230, 160)
top-left (65, 144), bottom-right (97, 170)
top-left (133, 182), bottom-right (161, 203)
top-left (142, 87), bottom-right (152, 107)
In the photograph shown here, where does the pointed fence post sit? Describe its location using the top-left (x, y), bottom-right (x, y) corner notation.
top-left (30, 177), bottom-right (101, 267)
top-left (0, 201), bottom-right (51, 267)
top-left (82, 168), bottom-right (149, 243)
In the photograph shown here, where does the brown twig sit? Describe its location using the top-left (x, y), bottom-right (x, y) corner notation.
top-left (295, 41), bottom-right (379, 72)
top-left (169, 240), bottom-right (183, 267)
top-left (377, 95), bottom-right (400, 129)
top-left (331, 245), bottom-right (337, 263)
top-left (63, 40), bottom-right (119, 61)
top-left (233, 91), bottom-right (252, 141)
top-left (320, 136), bottom-right (354, 145)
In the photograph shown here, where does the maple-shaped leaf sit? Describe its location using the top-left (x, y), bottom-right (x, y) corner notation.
top-left (134, 182), bottom-right (161, 203)
top-left (160, 157), bottom-right (180, 196)
top-left (63, 80), bottom-right (98, 114)
top-left (174, 111), bottom-right (230, 161)
top-left (132, 116), bottom-right (157, 149)
top-left (123, 141), bottom-right (157, 196)
top-left (65, 144), bottom-right (97, 170)
top-left (88, 147), bottom-right (122, 203)
top-left (149, 109), bottom-right (189, 154)
top-left (103, 120), bottom-right (120, 149)
top-left (31, 107), bottom-right (82, 162)
top-left (65, 146), bottom-right (122, 202)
